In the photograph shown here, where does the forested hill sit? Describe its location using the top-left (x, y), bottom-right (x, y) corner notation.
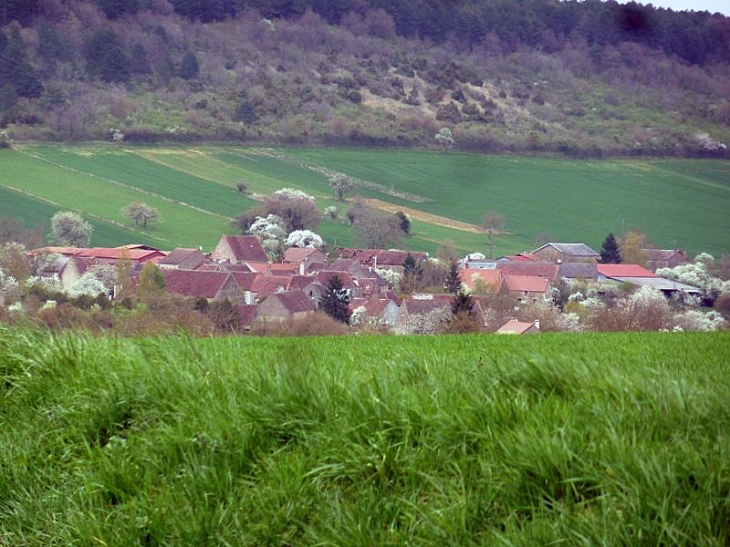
top-left (1, 0), bottom-right (729, 156)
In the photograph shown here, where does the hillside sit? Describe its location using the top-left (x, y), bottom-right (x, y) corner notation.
top-left (0, 0), bottom-right (729, 156)
top-left (2, 145), bottom-right (729, 256)
top-left (1, 328), bottom-right (729, 543)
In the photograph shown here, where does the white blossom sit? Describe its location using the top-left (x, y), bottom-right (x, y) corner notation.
top-left (286, 230), bottom-right (324, 249)
top-left (274, 188), bottom-right (315, 202)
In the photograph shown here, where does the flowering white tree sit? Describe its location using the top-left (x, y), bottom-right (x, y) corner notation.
top-left (286, 230), bottom-right (324, 249)
top-left (435, 127), bottom-right (454, 151)
top-left (0, 270), bottom-right (20, 304)
top-left (674, 310), bottom-right (727, 331)
top-left (274, 188), bottom-right (315, 202)
top-left (68, 276), bottom-right (107, 298)
top-left (657, 253), bottom-right (729, 304)
top-left (399, 307), bottom-right (452, 335)
top-left (249, 214), bottom-right (287, 260)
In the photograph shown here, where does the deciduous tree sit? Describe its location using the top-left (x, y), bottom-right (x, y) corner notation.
top-left (50, 211), bottom-right (92, 247)
top-left (121, 202), bottom-right (159, 229)
top-left (329, 173), bottom-right (356, 201)
top-left (482, 211), bottom-right (506, 259)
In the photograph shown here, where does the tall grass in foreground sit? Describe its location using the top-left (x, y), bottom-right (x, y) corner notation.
top-left (1, 327), bottom-right (729, 545)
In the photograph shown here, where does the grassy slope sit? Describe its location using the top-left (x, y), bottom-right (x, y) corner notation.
top-left (286, 148), bottom-right (730, 256)
top-left (1, 328), bottom-right (729, 544)
top-left (1, 145), bottom-right (728, 256)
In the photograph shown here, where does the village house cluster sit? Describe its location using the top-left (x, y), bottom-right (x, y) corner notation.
top-left (15, 233), bottom-right (711, 335)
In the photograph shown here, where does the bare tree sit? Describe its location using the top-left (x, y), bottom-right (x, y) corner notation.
top-left (353, 207), bottom-right (403, 249)
top-left (482, 211), bottom-right (506, 259)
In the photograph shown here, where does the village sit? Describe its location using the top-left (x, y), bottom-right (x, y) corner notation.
top-left (6, 232), bottom-right (724, 335)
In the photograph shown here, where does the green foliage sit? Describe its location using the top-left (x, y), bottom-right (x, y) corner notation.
top-left (319, 274), bottom-right (351, 324)
top-left (136, 261), bottom-right (166, 302)
top-left (84, 30), bottom-right (130, 83)
top-left (600, 232), bottom-right (622, 264)
top-left (0, 330), bottom-right (729, 543)
top-left (444, 260), bottom-right (462, 294)
top-left (395, 210), bottom-right (410, 234)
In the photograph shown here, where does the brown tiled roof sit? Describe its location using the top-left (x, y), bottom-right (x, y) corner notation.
top-left (350, 297), bottom-right (391, 315)
top-left (230, 272), bottom-right (259, 290)
top-left (251, 274), bottom-right (292, 298)
top-left (162, 270), bottom-right (231, 299)
top-left (504, 275), bottom-right (550, 293)
top-left (269, 289), bottom-right (317, 313)
top-left (559, 262), bottom-right (597, 280)
top-left (316, 271), bottom-right (359, 289)
top-left (237, 304), bottom-right (258, 327)
top-left (221, 235), bottom-right (269, 262)
top-left (159, 248), bottom-right (206, 270)
top-left (497, 261), bottom-right (559, 282)
top-left (284, 247), bottom-right (323, 263)
top-left (335, 248), bottom-right (428, 267)
top-left (497, 319), bottom-right (539, 334)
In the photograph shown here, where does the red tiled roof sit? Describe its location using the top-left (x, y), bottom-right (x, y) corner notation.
top-left (316, 271), bottom-right (359, 289)
top-left (162, 270), bottom-right (231, 299)
top-left (238, 304), bottom-right (258, 327)
top-left (460, 268), bottom-right (503, 290)
top-left (504, 275), bottom-right (550, 293)
top-left (159, 248), bottom-right (206, 269)
top-left (597, 264), bottom-right (656, 278)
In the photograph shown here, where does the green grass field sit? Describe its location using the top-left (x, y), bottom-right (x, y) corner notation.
top-left (1, 328), bottom-right (729, 544)
top-left (1, 145), bottom-right (728, 257)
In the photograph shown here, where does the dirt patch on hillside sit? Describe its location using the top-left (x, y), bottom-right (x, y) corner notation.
top-left (362, 199), bottom-right (486, 234)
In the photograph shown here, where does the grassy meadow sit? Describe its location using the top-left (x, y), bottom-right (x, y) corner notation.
top-left (1, 145), bottom-right (729, 256)
top-left (1, 327), bottom-right (729, 545)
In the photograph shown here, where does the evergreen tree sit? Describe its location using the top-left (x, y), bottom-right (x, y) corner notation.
top-left (12, 62), bottom-right (43, 98)
top-left (600, 232), bottom-right (622, 264)
top-left (319, 274), bottom-right (351, 325)
top-left (130, 44), bottom-right (152, 75)
top-left (400, 252), bottom-right (423, 294)
top-left (451, 289), bottom-right (475, 317)
top-left (179, 50), bottom-right (200, 80)
top-left (444, 260), bottom-right (462, 294)
top-left (84, 30), bottom-right (130, 83)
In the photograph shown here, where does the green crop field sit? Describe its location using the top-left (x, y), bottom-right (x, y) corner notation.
top-left (1, 145), bottom-right (728, 257)
top-left (1, 327), bottom-right (729, 544)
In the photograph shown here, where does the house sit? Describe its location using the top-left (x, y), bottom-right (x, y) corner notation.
top-left (254, 289), bottom-right (317, 323)
top-left (289, 275), bottom-right (327, 303)
top-left (459, 268), bottom-right (504, 292)
top-left (250, 274), bottom-right (292, 301)
top-left (532, 243), bottom-right (600, 263)
top-left (283, 247), bottom-right (327, 274)
top-left (334, 248), bottom-right (428, 274)
top-left (496, 253), bottom-right (541, 262)
top-left (349, 297), bottom-right (401, 329)
top-left (596, 264), bottom-right (700, 297)
top-left (558, 261), bottom-right (597, 282)
top-left (162, 270), bottom-right (243, 302)
top-left (597, 264), bottom-right (656, 281)
top-left (315, 271), bottom-right (362, 298)
top-left (211, 235), bottom-right (268, 264)
top-left (237, 304), bottom-right (258, 331)
top-left (503, 275), bottom-right (551, 302)
top-left (230, 272), bottom-right (259, 304)
top-left (496, 261), bottom-right (560, 283)
top-left (158, 248), bottom-right (207, 270)
top-left (644, 249), bottom-right (688, 271)
top-left (496, 319), bottom-right (540, 334)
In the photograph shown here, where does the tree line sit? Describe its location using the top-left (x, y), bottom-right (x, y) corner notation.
top-left (1, 0), bottom-right (728, 67)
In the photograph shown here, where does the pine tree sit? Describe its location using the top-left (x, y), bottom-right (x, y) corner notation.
top-left (319, 275), bottom-right (351, 325)
top-left (444, 260), bottom-right (462, 294)
top-left (451, 290), bottom-right (475, 317)
top-left (600, 232), bottom-right (622, 264)
top-left (400, 252), bottom-right (423, 294)
top-left (179, 50), bottom-right (200, 80)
